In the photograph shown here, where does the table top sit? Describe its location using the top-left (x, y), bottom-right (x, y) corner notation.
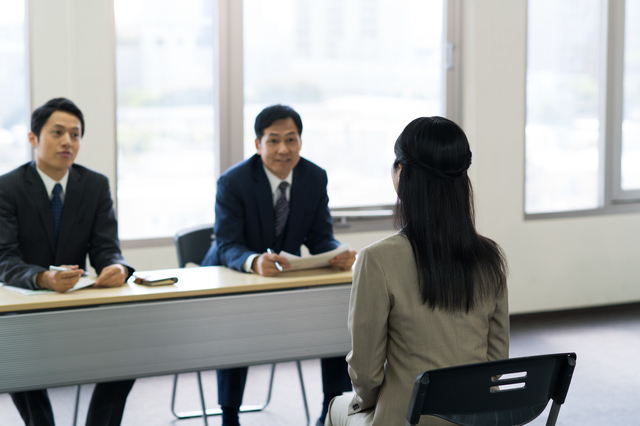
top-left (0, 266), bottom-right (353, 313)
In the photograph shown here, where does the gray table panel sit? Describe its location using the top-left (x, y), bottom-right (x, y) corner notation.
top-left (0, 284), bottom-right (351, 393)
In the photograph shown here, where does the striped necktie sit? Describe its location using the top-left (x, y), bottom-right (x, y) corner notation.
top-left (274, 181), bottom-right (290, 238)
top-left (51, 183), bottom-right (63, 240)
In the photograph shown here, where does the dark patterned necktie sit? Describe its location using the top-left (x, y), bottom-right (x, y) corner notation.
top-left (51, 183), bottom-right (63, 240)
top-left (274, 181), bottom-right (290, 238)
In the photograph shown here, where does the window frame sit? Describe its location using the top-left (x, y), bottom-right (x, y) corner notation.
top-left (525, 0), bottom-right (640, 220)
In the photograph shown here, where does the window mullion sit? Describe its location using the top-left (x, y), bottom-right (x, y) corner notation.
top-left (444, 0), bottom-right (462, 123)
top-left (606, 0), bottom-right (628, 203)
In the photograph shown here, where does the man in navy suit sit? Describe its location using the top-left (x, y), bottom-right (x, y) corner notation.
top-left (201, 104), bottom-right (356, 426)
top-left (0, 98), bottom-right (135, 426)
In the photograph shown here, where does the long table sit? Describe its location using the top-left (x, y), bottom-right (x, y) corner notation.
top-left (0, 266), bottom-right (352, 394)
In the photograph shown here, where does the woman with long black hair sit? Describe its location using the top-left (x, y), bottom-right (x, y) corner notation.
top-left (327, 116), bottom-right (509, 426)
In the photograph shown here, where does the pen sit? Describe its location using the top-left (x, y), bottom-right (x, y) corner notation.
top-left (49, 265), bottom-right (87, 277)
top-left (266, 248), bottom-right (283, 272)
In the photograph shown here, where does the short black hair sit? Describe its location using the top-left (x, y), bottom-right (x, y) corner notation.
top-left (254, 104), bottom-right (302, 139)
top-left (31, 98), bottom-right (85, 138)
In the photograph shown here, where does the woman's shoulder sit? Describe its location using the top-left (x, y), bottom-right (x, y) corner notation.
top-left (360, 232), bottom-right (412, 259)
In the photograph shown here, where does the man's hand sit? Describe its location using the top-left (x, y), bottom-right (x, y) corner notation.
top-left (252, 252), bottom-right (291, 277)
top-left (330, 249), bottom-right (356, 270)
top-left (94, 264), bottom-right (127, 288)
top-left (36, 265), bottom-right (84, 293)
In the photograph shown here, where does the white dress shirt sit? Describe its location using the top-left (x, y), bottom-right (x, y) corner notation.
top-left (35, 166), bottom-right (69, 202)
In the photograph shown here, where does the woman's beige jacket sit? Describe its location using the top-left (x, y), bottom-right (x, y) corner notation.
top-left (328, 233), bottom-right (509, 426)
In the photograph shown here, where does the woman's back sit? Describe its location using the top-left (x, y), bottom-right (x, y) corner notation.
top-left (345, 233), bottom-right (508, 426)
top-left (327, 116), bottom-right (509, 426)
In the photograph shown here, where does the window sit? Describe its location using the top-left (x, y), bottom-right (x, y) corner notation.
top-left (243, 0), bottom-right (445, 208)
top-left (0, 0), bottom-right (30, 175)
top-left (114, 0), bottom-right (216, 240)
top-left (526, 0), bottom-right (640, 216)
top-left (115, 0), bottom-right (457, 240)
top-left (525, 0), bottom-right (602, 214)
top-left (621, 0), bottom-right (640, 193)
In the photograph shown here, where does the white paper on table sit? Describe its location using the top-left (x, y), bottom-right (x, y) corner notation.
top-left (279, 245), bottom-right (351, 271)
top-left (1, 276), bottom-right (96, 295)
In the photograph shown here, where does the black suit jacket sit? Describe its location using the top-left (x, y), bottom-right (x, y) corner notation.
top-left (202, 154), bottom-right (340, 271)
top-left (0, 162), bottom-right (133, 289)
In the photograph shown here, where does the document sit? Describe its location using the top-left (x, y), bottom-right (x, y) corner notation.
top-left (280, 245), bottom-right (351, 271)
top-left (0, 276), bottom-right (96, 295)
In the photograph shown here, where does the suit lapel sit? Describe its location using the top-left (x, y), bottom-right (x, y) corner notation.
top-left (284, 161), bottom-right (306, 252)
top-left (252, 157), bottom-right (274, 248)
top-left (56, 165), bottom-right (82, 258)
top-left (25, 162), bottom-right (57, 254)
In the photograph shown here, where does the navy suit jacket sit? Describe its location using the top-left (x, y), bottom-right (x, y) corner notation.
top-left (202, 154), bottom-right (340, 271)
top-left (0, 162), bottom-right (133, 289)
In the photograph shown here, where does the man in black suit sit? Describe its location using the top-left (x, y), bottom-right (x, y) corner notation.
top-left (0, 98), bottom-right (135, 426)
top-left (201, 105), bottom-right (356, 426)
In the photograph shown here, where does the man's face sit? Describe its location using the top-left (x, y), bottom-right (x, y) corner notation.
top-left (255, 117), bottom-right (302, 180)
top-left (29, 111), bottom-right (81, 180)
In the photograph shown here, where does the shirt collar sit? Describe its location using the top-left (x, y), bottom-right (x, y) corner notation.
top-left (262, 164), bottom-right (293, 196)
top-left (35, 166), bottom-right (70, 201)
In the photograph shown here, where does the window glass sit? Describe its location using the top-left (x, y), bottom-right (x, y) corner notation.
top-left (0, 0), bottom-right (30, 175)
top-left (621, 0), bottom-right (640, 191)
top-left (243, 0), bottom-right (443, 208)
top-left (115, 0), bottom-right (215, 239)
top-left (525, 0), bottom-right (602, 214)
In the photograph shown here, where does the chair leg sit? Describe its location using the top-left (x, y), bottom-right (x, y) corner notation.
top-left (170, 374), bottom-right (180, 418)
top-left (296, 360), bottom-right (310, 426)
top-left (73, 385), bottom-right (81, 426)
top-left (546, 401), bottom-right (562, 426)
top-left (195, 372), bottom-right (209, 426)
top-left (170, 365), bottom-right (277, 419)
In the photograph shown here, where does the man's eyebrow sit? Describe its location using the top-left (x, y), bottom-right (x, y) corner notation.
top-left (50, 124), bottom-right (81, 131)
top-left (266, 130), bottom-right (298, 137)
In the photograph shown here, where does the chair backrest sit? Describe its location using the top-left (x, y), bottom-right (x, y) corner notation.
top-left (174, 224), bottom-right (215, 268)
top-left (406, 353), bottom-right (577, 426)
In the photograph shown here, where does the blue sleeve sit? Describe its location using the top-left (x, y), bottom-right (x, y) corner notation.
top-left (212, 174), bottom-right (257, 272)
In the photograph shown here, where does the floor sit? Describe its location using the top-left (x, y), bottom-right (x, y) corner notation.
top-left (2, 302), bottom-right (639, 426)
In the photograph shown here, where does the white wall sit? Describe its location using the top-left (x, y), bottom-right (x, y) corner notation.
top-left (27, 0), bottom-right (640, 314)
top-left (29, 0), bottom-right (118, 189)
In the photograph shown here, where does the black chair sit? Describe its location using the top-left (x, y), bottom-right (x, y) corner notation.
top-left (406, 353), bottom-right (577, 426)
top-left (174, 224), bottom-right (216, 268)
top-left (171, 224), bottom-right (310, 426)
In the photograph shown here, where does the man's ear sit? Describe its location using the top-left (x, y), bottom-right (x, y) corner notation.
top-left (255, 138), bottom-right (261, 153)
top-left (28, 132), bottom-right (38, 149)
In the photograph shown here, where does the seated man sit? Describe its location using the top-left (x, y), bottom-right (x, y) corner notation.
top-left (0, 98), bottom-right (135, 426)
top-left (202, 104), bottom-right (357, 426)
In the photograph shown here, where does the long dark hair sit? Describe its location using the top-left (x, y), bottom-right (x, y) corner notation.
top-left (393, 116), bottom-right (507, 312)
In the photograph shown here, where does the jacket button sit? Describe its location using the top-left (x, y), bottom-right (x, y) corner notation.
top-left (353, 403), bottom-right (359, 410)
